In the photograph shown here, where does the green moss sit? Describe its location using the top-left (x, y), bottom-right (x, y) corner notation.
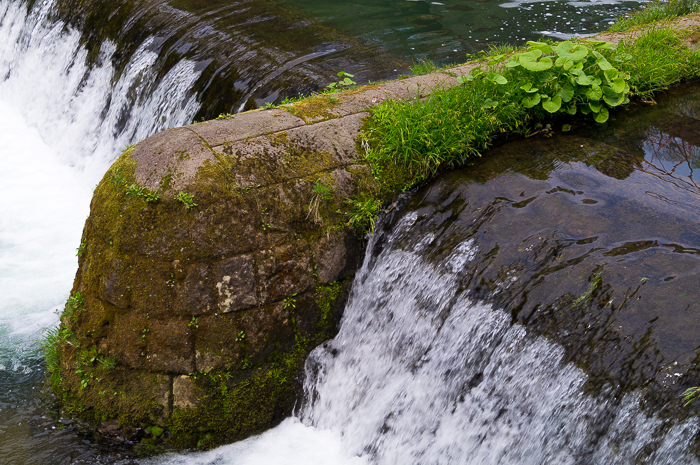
top-left (167, 347), bottom-right (306, 449)
top-left (315, 282), bottom-right (342, 326)
top-left (283, 94), bottom-right (341, 123)
top-left (160, 172), bottom-right (173, 191)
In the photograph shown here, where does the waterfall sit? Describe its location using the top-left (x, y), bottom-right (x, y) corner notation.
top-left (297, 212), bottom-right (699, 464)
top-left (0, 0), bottom-right (201, 336)
top-left (148, 209), bottom-right (700, 464)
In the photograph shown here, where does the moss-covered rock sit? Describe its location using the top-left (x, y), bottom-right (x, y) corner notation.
top-left (50, 107), bottom-right (369, 448)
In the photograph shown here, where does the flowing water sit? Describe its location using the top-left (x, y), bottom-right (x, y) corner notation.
top-left (3, 0), bottom-right (697, 463)
top-left (144, 85), bottom-right (700, 464)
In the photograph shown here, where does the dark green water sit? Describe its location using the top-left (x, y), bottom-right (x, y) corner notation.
top-left (276, 0), bottom-right (644, 66)
top-left (51, 0), bottom-right (646, 115)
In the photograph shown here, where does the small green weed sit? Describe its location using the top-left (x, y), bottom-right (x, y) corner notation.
top-left (109, 168), bottom-right (127, 187)
top-left (189, 316), bottom-right (199, 329)
top-left (283, 293), bottom-right (297, 309)
top-left (175, 191), bottom-right (197, 209)
top-left (64, 292), bottom-right (85, 322)
top-left (235, 330), bottom-right (246, 342)
top-left (261, 208), bottom-right (271, 231)
top-left (125, 184), bottom-right (160, 203)
top-left (216, 113), bottom-right (235, 120)
top-left (326, 71), bottom-right (357, 91)
top-left (76, 240), bottom-right (86, 257)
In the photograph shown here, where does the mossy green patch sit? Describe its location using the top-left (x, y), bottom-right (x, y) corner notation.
top-left (283, 94), bottom-right (341, 123)
top-left (315, 282), bottom-right (342, 326)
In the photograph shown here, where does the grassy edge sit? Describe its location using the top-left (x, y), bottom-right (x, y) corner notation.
top-left (345, 22), bottom-right (700, 232)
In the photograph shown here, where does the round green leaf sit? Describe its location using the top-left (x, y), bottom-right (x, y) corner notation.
top-left (589, 100), bottom-right (602, 113)
top-left (555, 41), bottom-right (588, 61)
top-left (594, 107), bottom-right (609, 123)
top-left (569, 45), bottom-right (589, 61)
top-left (610, 77), bottom-right (626, 94)
top-left (522, 93), bottom-right (541, 108)
top-left (520, 82), bottom-right (539, 93)
top-left (526, 41), bottom-right (554, 54)
top-left (490, 73), bottom-right (508, 85)
top-left (586, 85), bottom-right (602, 101)
top-left (575, 74), bottom-right (593, 86)
top-left (557, 82), bottom-right (575, 102)
top-left (506, 55), bottom-right (521, 68)
top-left (520, 50), bottom-right (553, 71)
top-left (603, 68), bottom-right (619, 82)
top-left (593, 50), bottom-right (613, 70)
top-left (555, 41), bottom-right (573, 54)
top-left (542, 95), bottom-right (562, 113)
top-left (602, 86), bottom-right (625, 106)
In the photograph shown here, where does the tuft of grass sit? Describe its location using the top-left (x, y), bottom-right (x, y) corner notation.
top-left (307, 180), bottom-right (334, 224)
top-left (362, 73), bottom-right (525, 191)
top-left (615, 27), bottom-right (700, 98)
top-left (411, 59), bottom-right (440, 76)
top-left (609, 0), bottom-right (700, 31)
top-left (465, 43), bottom-right (518, 63)
top-left (347, 195), bottom-right (383, 235)
top-left (42, 326), bottom-right (62, 377)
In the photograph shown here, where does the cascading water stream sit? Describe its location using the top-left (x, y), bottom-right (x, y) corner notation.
top-left (149, 211), bottom-right (700, 465)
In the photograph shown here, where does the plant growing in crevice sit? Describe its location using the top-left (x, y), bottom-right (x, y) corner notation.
top-left (347, 195), bottom-right (382, 235)
top-left (307, 180), bottom-right (334, 224)
top-left (63, 292), bottom-right (85, 322)
top-left (76, 240), bottom-right (87, 257)
top-left (283, 293), bottom-right (297, 309)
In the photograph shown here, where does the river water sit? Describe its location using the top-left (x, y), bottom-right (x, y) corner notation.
top-left (7, 0), bottom-right (700, 463)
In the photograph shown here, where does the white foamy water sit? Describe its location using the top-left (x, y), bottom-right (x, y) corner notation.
top-left (142, 418), bottom-right (368, 465)
top-left (0, 0), bottom-right (200, 342)
top-left (298, 230), bottom-right (699, 464)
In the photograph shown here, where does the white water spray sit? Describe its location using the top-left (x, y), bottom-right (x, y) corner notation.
top-left (0, 0), bottom-right (201, 341)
